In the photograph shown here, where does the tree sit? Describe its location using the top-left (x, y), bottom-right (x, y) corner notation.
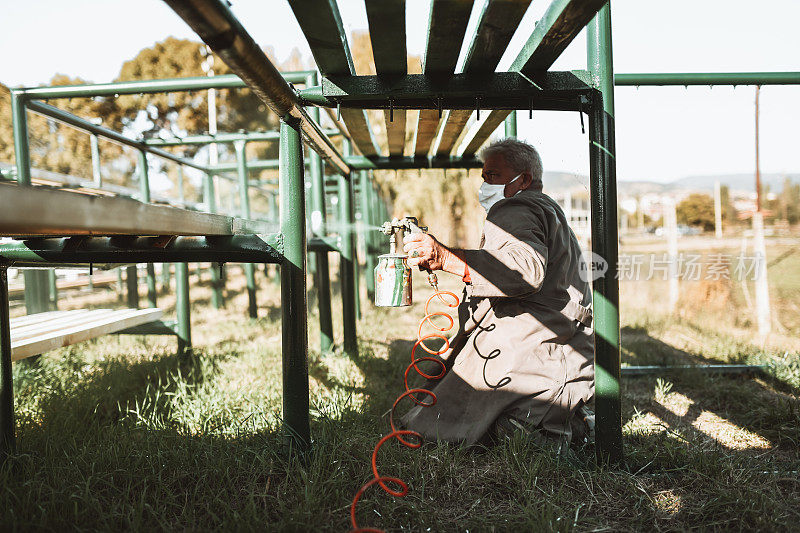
top-left (719, 184), bottom-right (738, 225)
top-left (110, 38), bottom-right (278, 148)
top-left (677, 193), bottom-right (715, 231)
top-left (776, 177), bottom-right (800, 224)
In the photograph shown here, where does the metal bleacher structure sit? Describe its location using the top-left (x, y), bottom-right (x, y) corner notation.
top-left (0, 0), bottom-right (624, 463)
top-left (5, 0), bottom-right (797, 465)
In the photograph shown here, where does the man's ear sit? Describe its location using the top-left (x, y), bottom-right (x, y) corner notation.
top-left (519, 172), bottom-right (533, 191)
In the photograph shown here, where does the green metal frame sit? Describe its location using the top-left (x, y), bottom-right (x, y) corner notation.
top-left (615, 72), bottom-right (800, 86)
top-left (10, 0), bottom-right (759, 467)
top-left (1, 60), bottom-right (375, 460)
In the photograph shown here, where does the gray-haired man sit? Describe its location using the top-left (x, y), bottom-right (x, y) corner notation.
top-left (402, 138), bottom-right (595, 447)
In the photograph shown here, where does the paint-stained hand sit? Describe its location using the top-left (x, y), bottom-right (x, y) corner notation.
top-left (403, 233), bottom-right (450, 271)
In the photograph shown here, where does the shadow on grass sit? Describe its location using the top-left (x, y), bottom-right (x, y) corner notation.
top-left (619, 325), bottom-right (800, 463)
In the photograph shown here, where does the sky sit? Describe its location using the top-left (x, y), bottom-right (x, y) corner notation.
top-left (1, 0), bottom-right (799, 183)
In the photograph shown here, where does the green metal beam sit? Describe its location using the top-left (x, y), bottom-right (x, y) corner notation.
top-left (144, 130), bottom-right (341, 147)
top-left (344, 155), bottom-right (484, 170)
top-left (163, 0), bottom-right (351, 176)
top-left (514, 0), bottom-right (607, 74)
top-left (287, 0), bottom-right (381, 157)
top-left (615, 72), bottom-right (800, 86)
top-left (13, 72), bottom-right (315, 100)
top-left (302, 71), bottom-right (592, 110)
top-left (365, 0), bottom-right (408, 157)
top-left (437, 0), bottom-right (532, 156)
top-left (209, 158), bottom-right (306, 173)
top-left (461, 0), bottom-right (607, 156)
top-left (414, 0), bottom-right (475, 157)
top-left (587, 3), bottom-right (623, 465)
top-left (622, 364), bottom-right (768, 376)
top-left (0, 235), bottom-right (284, 267)
top-left (24, 100), bottom-right (208, 172)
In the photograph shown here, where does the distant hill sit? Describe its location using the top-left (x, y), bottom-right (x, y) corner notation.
top-left (671, 172), bottom-right (798, 193)
top-left (542, 171), bottom-right (798, 195)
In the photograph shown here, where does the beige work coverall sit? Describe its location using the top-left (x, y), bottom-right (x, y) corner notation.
top-left (401, 187), bottom-right (595, 445)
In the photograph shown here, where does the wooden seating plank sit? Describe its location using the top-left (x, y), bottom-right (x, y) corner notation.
top-left (12, 309), bottom-right (123, 341)
top-left (9, 309), bottom-right (95, 328)
top-left (11, 308), bottom-right (164, 361)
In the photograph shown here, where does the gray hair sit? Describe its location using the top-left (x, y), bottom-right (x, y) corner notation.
top-left (479, 138), bottom-right (543, 184)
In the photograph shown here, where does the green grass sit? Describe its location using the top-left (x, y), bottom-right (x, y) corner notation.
top-left (1, 271), bottom-right (798, 531)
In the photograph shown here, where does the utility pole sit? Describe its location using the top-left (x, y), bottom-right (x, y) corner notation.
top-left (714, 180), bottom-right (723, 239)
top-left (202, 46), bottom-right (225, 304)
top-left (665, 197), bottom-right (679, 312)
top-left (752, 85), bottom-right (771, 338)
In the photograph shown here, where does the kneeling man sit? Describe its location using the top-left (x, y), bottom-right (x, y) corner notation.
top-left (401, 139), bottom-right (594, 446)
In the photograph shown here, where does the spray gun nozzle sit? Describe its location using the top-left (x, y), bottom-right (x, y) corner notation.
top-left (380, 216), bottom-right (428, 255)
top-left (427, 272), bottom-right (439, 291)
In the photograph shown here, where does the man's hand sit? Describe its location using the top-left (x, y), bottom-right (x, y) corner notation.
top-left (403, 233), bottom-right (455, 272)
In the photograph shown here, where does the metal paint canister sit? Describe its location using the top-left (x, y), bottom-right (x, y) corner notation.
top-left (374, 253), bottom-right (412, 307)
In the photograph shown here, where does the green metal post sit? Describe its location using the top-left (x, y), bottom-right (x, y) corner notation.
top-left (137, 150), bottom-right (157, 308)
top-left (10, 93), bottom-right (31, 187)
top-left (22, 271), bottom-right (49, 315)
top-left (161, 263), bottom-right (171, 292)
top-left (0, 267), bottom-right (16, 460)
top-left (280, 118), bottom-right (310, 450)
top-left (504, 111), bottom-right (518, 138)
top-left (588, 2), bottom-right (623, 465)
top-left (116, 268), bottom-right (124, 302)
top-left (339, 173), bottom-right (358, 357)
top-left (362, 172), bottom-right (376, 302)
top-left (235, 140), bottom-right (258, 319)
top-left (126, 266), bottom-right (139, 309)
top-left (175, 263), bottom-right (191, 356)
top-left (48, 269), bottom-right (58, 310)
top-left (203, 172), bottom-right (224, 309)
top-left (270, 192), bottom-right (281, 286)
top-left (177, 166), bottom-right (185, 203)
top-left (90, 134), bottom-right (102, 187)
top-left (307, 72), bottom-right (334, 354)
top-left (13, 94), bottom-right (49, 315)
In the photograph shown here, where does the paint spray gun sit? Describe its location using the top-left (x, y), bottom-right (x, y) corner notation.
top-left (374, 216), bottom-right (439, 307)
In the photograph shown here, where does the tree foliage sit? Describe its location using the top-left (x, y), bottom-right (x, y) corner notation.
top-left (770, 177), bottom-right (800, 224)
top-left (677, 193), bottom-right (715, 231)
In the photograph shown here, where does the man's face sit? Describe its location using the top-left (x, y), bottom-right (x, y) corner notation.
top-left (481, 153), bottom-right (530, 197)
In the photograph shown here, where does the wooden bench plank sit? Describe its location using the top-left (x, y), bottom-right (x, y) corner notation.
top-left (9, 309), bottom-right (95, 328)
top-left (12, 309), bottom-right (123, 341)
top-left (11, 308), bottom-right (164, 361)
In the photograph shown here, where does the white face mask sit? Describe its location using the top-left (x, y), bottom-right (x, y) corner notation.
top-left (478, 174), bottom-right (521, 213)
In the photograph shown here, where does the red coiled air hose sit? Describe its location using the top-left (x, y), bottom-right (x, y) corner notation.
top-left (350, 289), bottom-right (459, 532)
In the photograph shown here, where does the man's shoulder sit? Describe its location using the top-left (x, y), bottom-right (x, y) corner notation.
top-left (488, 190), bottom-right (558, 220)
